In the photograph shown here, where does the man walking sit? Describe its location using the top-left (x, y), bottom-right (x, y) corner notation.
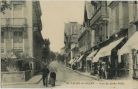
top-left (42, 64), bottom-right (49, 87)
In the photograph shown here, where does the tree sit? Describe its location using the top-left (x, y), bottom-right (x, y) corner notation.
top-left (50, 51), bottom-right (56, 61)
top-left (0, 1), bottom-right (11, 69)
top-left (42, 39), bottom-right (50, 63)
top-left (0, 0), bottom-right (11, 14)
top-left (57, 54), bottom-right (65, 63)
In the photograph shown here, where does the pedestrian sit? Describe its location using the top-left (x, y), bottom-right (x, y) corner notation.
top-left (102, 62), bottom-right (108, 79)
top-left (98, 62), bottom-right (102, 79)
top-left (49, 71), bottom-right (56, 86)
top-left (97, 64), bottom-right (100, 75)
top-left (41, 64), bottom-right (49, 87)
top-left (49, 60), bottom-right (58, 87)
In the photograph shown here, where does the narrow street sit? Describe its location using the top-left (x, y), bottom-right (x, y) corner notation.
top-left (2, 62), bottom-right (96, 88)
top-left (1, 1), bottom-right (138, 89)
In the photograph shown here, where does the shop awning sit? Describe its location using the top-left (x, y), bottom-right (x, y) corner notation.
top-left (92, 38), bottom-right (124, 62)
top-left (86, 50), bottom-right (97, 61)
top-left (118, 31), bottom-right (138, 55)
top-left (71, 58), bottom-right (78, 65)
top-left (76, 55), bottom-right (84, 62)
top-left (69, 58), bottom-right (75, 64)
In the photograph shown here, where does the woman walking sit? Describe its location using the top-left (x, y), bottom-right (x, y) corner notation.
top-left (49, 59), bottom-right (58, 87)
top-left (49, 71), bottom-right (56, 86)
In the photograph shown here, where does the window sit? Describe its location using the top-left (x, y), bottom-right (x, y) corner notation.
top-left (13, 31), bottom-right (23, 53)
top-left (13, 3), bottom-right (24, 18)
top-left (123, 2), bottom-right (129, 27)
top-left (116, 4), bottom-right (119, 31)
top-left (1, 48), bottom-right (4, 53)
top-left (13, 4), bottom-right (23, 10)
top-left (1, 31), bottom-right (4, 43)
top-left (13, 31), bottom-right (23, 43)
top-left (111, 3), bottom-right (119, 34)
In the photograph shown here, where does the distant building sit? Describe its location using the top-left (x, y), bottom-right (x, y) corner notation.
top-left (60, 47), bottom-right (65, 55)
top-left (75, 2), bottom-right (95, 72)
top-left (64, 22), bottom-right (81, 65)
top-left (78, 26), bottom-right (91, 53)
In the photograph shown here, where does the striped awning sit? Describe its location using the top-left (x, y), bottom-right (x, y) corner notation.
top-left (118, 32), bottom-right (138, 55)
top-left (86, 50), bottom-right (98, 61)
top-left (76, 55), bottom-right (84, 62)
top-left (92, 38), bottom-right (124, 62)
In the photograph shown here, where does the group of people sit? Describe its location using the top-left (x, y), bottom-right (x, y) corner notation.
top-left (97, 61), bottom-right (110, 79)
top-left (41, 64), bottom-right (57, 87)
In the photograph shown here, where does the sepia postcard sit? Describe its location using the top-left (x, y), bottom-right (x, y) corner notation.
top-left (0, 0), bottom-right (138, 89)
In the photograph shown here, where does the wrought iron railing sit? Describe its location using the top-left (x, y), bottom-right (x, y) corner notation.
top-left (1, 18), bottom-right (27, 27)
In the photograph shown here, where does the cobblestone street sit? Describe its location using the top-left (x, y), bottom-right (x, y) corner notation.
top-left (2, 62), bottom-right (96, 88)
top-left (2, 62), bottom-right (138, 88)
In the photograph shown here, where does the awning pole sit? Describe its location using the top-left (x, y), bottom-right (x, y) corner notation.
top-left (86, 60), bottom-right (87, 72)
top-left (90, 60), bottom-right (92, 74)
top-left (118, 54), bottom-right (121, 63)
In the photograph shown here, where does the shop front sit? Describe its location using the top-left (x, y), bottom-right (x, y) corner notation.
top-left (132, 49), bottom-right (138, 79)
top-left (92, 38), bottom-right (124, 79)
top-left (86, 58), bottom-right (91, 72)
top-left (86, 50), bottom-right (98, 73)
top-left (93, 38), bottom-right (124, 62)
top-left (76, 55), bottom-right (86, 71)
top-left (68, 58), bottom-right (75, 68)
top-left (69, 58), bottom-right (78, 70)
top-left (118, 31), bottom-right (138, 79)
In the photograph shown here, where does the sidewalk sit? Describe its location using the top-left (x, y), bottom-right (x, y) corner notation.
top-left (65, 66), bottom-right (138, 81)
top-left (65, 66), bottom-right (99, 80)
top-left (1, 74), bottom-right (42, 86)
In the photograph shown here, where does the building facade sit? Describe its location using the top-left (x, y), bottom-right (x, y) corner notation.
top-left (82, 1), bottom-right (138, 79)
top-left (1, 1), bottom-right (44, 72)
top-left (64, 22), bottom-right (81, 66)
top-left (90, 1), bottom-right (109, 46)
top-left (78, 26), bottom-right (91, 53)
top-left (106, 1), bottom-right (138, 79)
top-left (62, 1), bottom-right (138, 79)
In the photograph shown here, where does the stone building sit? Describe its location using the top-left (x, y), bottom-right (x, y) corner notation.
top-left (83, 2), bottom-right (96, 72)
top-left (78, 27), bottom-right (91, 54)
top-left (108, 1), bottom-right (138, 79)
top-left (90, 1), bottom-right (109, 46)
top-left (64, 22), bottom-right (81, 66)
top-left (83, 1), bottom-right (138, 79)
top-left (84, 1), bottom-right (129, 78)
top-left (1, 1), bottom-right (44, 73)
top-left (77, 26), bottom-right (91, 71)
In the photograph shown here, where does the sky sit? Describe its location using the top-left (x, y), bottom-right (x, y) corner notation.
top-left (40, 1), bottom-right (85, 52)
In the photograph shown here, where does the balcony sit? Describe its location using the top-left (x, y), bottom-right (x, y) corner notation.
top-left (1, 18), bottom-right (27, 27)
top-left (90, 6), bottom-right (108, 26)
